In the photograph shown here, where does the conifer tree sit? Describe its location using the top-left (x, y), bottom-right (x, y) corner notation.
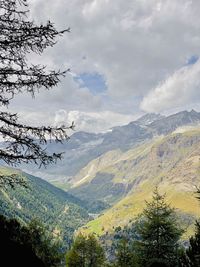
top-left (0, 0), bottom-right (71, 186)
top-left (180, 221), bottom-right (200, 267)
top-left (135, 188), bottom-right (183, 267)
top-left (115, 238), bottom-right (139, 267)
top-left (180, 188), bottom-right (200, 266)
top-left (66, 234), bottom-right (105, 267)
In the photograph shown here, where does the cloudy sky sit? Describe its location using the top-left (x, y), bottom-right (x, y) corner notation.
top-left (10, 0), bottom-right (200, 132)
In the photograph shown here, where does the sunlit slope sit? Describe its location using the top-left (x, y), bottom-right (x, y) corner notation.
top-left (70, 140), bottom-right (157, 204)
top-left (78, 129), bottom-right (200, 235)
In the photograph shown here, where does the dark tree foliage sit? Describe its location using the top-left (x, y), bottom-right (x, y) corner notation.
top-left (135, 188), bottom-right (183, 267)
top-left (195, 187), bottom-right (200, 202)
top-left (0, 0), bottom-right (72, 186)
top-left (114, 238), bottom-right (139, 267)
top-left (66, 233), bottom-right (106, 267)
top-left (180, 188), bottom-right (200, 266)
top-left (0, 214), bottom-right (63, 267)
top-left (27, 219), bottom-right (65, 267)
top-left (180, 221), bottom-right (200, 267)
top-left (0, 172), bottom-right (27, 188)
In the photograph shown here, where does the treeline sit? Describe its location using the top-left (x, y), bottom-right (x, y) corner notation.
top-left (66, 188), bottom-right (200, 267)
top-left (2, 188), bottom-right (200, 266)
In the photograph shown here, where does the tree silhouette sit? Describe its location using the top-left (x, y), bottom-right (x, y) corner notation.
top-left (0, 0), bottom-right (72, 186)
top-left (0, 215), bottom-right (64, 267)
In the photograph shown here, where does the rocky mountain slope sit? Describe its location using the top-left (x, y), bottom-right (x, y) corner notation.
top-left (2, 109), bottom-right (200, 241)
top-left (149, 109), bottom-right (200, 134)
top-left (22, 110), bottom-right (200, 185)
top-left (76, 128), bottom-right (200, 237)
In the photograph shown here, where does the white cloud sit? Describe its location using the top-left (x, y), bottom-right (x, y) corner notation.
top-left (29, 0), bottom-right (200, 97)
top-left (141, 60), bottom-right (200, 112)
top-left (82, 0), bottom-right (110, 18)
top-left (53, 109), bottom-right (139, 133)
top-left (9, 0), bottom-right (200, 132)
top-left (56, 110), bottom-right (138, 133)
top-left (11, 108), bottom-right (138, 134)
top-left (10, 72), bottom-right (103, 113)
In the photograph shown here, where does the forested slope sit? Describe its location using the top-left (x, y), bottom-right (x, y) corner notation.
top-left (0, 167), bottom-right (90, 247)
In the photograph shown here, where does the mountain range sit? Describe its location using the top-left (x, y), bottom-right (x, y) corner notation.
top-left (22, 110), bottom-right (200, 183)
top-left (2, 109), bottom-right (200, 240)
top-left (77, 128), bottom-right (200, 237)
top-left (60, 109), bottom-right (200, 237)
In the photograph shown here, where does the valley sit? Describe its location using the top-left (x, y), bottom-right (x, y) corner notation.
top-left (0, 167), bottom-right (90, 248)
top-left (1, 110), bottom-right (200, 248)
top-left (77, 129), bottom-right (200, 237)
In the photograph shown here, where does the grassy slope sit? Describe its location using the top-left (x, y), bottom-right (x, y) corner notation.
top-left (70, 140), bottom-right (157, 205)
top-left (72, 141), bottom-right (158, 187)
top-left (78, 129), bottom-right (200, 237)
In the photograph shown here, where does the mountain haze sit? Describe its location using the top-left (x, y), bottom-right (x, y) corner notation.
top-left (22, 110), bottom-right (200, 185)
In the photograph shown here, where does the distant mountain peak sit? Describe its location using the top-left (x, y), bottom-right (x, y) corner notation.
top-left (171, 109), bottom-right (198, 115)
top-left (167, 109), bottom-right (200, 120)
top-left (149, 109), bottom-right (200, 135)
top-left (190, 109), bottom-right (199, 114)
top-left (135, 113), bottom-right (165, 126)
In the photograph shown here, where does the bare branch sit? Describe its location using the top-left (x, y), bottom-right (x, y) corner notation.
top-left (0, 0), bottom-right (72, 186)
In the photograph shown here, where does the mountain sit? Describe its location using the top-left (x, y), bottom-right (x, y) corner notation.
top-left (73, 128), bottom-right (200, 237)
top-left (21, 131), bottom-right (104, 181)
top-left (69, 142), bottom-right (152, 205)
top-left (0, 166), bottom-right (90, 247)
top-left (22, 110), bottom-right (200, 184)
top-left (149, 110), bottom-right (200, 135)
top-left (2, 109), bottom-right (200, 244)
top-left (70, 126), bottom-right (200, 205)
top-left (135, 113), bottom-right (165, 126)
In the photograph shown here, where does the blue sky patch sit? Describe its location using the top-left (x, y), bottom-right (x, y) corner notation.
top-left (74, 73), bottom-right (107, 94)
top-left (186, 55), bottom-right (199, 65)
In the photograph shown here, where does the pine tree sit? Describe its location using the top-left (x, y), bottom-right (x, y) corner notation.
top-left (135, 188), bottom-right (183, 267)
top-left (115, 238), bottom-right (139, 267)
top-left (0, 0), bottom-right (71, 186)
top-left (66, 234), bottom-right (105, 267)
top-left (180, 188), bottom-right (200, 266)
top-left (180, 221), bottom-right (200, 267)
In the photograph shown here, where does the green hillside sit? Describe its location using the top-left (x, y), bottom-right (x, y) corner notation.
top-left (0, 167), bottom-right (90, 247)
top-left (74, 129), bottom-right (200, 237)
top-left (70, 141), bottom-right (155, 205)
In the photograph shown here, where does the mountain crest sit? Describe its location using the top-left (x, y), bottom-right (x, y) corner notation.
top-left (135, 113), bottom-right (165, 126)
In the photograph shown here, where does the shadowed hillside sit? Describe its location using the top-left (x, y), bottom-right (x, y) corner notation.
top-left (0, 167), bottom-right (90, 248)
